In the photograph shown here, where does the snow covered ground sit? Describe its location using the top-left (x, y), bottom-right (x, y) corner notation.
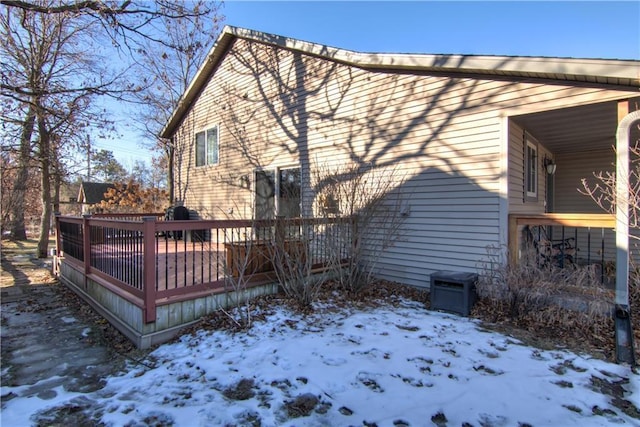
top-left (2, 297), bottom-right (638, 426)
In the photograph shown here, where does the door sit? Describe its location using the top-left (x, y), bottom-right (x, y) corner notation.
top-left (254, 170), bottom-right (275, 221)
top-left (277, 167), bottom-right (301, 218)
top-left (254, 167), bottom-right (301, 219)
top-left (254, 167), bottom-right (301, 239)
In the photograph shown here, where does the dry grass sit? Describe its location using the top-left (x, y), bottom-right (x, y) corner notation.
top-left (473, 246), bottom-right (625, 360)
top-left (0, 238), bottom-right (57, 287)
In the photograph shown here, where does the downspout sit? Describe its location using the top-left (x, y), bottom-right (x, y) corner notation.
top-left (614, 109), bottom-right (639, 365)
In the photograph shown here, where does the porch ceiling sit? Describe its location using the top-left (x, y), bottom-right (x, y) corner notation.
top-left (512, 97), bottom-right (640, 154)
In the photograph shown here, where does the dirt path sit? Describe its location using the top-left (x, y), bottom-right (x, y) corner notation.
top-left (0, 240), bottom-right (149, 420)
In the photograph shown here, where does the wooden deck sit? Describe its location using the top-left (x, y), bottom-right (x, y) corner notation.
top-left (54, 215), bottom-right (352, 348)
top-left (155, 240), bottom-right (226, 292)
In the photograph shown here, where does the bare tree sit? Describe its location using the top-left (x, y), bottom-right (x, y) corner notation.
top-left (1, 0), bottom-right (216, 51)
top-left (133, 0), bottom-right (222, 203)
top-left (0, 136), bottom-right (40, 236)
top-left (581, 144), bottom-right (640, 242)
top-left (581, 139), bottom-right (640, 349)
top-left (221, 226), bottom-right (261, 329)
top-left (581, 145), bottom-right (640, 276)
top-left (3, 106), bottom-right (35, 239)
top-left (269, 217), bottom-right (324, 308)
top-left (1, 3), bottom-right (106, 247)
top-left (1, 0), bottom-right (218, 254)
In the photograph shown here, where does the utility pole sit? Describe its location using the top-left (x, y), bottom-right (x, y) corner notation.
top-left (85, 134), bottom-right (91, 181)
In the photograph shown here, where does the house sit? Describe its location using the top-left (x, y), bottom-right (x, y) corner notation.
top-left (77, 181), bottom-right (114, 214)
top-left (161, 26), bottom-right (639, 292)
top-left (53, 27), bottom-right (639, 349)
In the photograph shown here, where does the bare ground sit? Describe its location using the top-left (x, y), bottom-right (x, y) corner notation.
top-left (1, 237), bottom-right (638, 425)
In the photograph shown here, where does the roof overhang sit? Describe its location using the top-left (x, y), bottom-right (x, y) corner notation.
top-left (160, 25), bottom-right (640, 139)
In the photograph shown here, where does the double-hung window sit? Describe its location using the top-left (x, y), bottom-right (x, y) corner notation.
top-left (195, 126), bottom-right (219, 167)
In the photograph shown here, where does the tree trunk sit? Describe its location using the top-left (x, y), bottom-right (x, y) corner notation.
top-left (37, 114), bottom-right (52, 258)
top-left (10, 105), bottom-right (36, 240)
top-left (52, 142), bottom-right (62, 214)
top-left (53, 168), bottom-right (61, 214)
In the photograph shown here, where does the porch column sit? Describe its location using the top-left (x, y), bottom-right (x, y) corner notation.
top-left (615, 109), bottom-right (640, 306)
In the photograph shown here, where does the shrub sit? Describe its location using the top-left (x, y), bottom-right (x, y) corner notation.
top-left (312, 162), bottom-right (408, 294)
top-left (476, 246), bottom-right (615, 350)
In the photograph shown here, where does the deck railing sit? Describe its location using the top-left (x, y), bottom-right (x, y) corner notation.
top-left (93, 212), bottom-right (165, 221)
top-left (55, 214), bottom-right (353, 323)
top-left (508, 213), bottom-right (617, 282)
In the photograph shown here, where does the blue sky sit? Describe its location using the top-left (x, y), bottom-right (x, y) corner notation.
top-left (222, 1), bottom-right (640, 59)
top-left (110, 1), bottom-right (639, 168)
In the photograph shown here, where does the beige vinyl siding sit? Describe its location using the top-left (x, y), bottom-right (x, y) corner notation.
top-left (508, 120), bottom-right (553, 215)
top-left (555, 149), bottom-right (614, 214)
top-left (173, 38), bottom-right (635, 288)
top-left (555, 149), bottom-right (617, 264)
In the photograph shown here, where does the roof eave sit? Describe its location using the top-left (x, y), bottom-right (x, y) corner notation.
top-left (160, 25), bottom-right (640, 139)
top-left (160, 28), bottom-right (237, 139)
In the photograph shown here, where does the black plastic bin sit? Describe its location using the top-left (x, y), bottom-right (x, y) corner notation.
top-left (165, 205), bottom-right (189, 240)
top-left (430, 270), bottom-right (478, 316)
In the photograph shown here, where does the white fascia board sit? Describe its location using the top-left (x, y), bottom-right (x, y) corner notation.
top-left (161, 25), bottom-right (640, 138)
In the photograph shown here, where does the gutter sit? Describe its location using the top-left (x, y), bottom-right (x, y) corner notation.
top-left (614, 110), bottom-right (639, 366)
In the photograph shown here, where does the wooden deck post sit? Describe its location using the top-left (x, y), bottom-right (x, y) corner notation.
top-left (53, 213), bottom-right (61, 275)
top-left (142, 216), bottom-right (157, 323)
top-left (82, 214), bottom-right (91, 289)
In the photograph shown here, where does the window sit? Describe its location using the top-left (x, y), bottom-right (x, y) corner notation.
top-left (195, 126), bottom-right (219, 167)
top-left (525, 136), bottom-right (538, 201)
top-left (254, 166), bottom-right (301, 220)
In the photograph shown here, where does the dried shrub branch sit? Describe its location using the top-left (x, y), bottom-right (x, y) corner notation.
top-left (312, 162), bottom-right (409, 294)
top-left (269, 218), bottom-right (324, 309)
top-left (476, 246), bottom-right (615, 347)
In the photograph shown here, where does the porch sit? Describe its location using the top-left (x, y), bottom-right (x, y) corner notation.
top-left (54, 214), bottom-right (353, 348)
top-left (508, 213), bottom-right (617, 284)
top-left (508, 103), bottom-right (638, 364)
top-left (508, 99), bottom-right (638, 299)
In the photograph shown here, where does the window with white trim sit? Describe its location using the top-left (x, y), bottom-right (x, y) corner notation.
top-left (195, 126), bottom-right (219, 167)
top-left (525, 137), bottom-right (538, 201)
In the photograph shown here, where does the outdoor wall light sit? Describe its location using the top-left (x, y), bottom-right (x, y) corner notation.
top-left (543, 156), bottom-right (557, 175)
top-left (238, 174), bottom-right (251, 189)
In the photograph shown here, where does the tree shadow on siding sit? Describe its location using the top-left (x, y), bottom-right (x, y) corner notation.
top-left (178, 36), bottom-right (593, 282)
top-left (376, 166), bottom-right (500, 285)
top-left (209, 39), bottom-right (525, 199)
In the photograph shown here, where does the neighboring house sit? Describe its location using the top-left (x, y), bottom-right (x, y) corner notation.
top-left (161, 25), bottom-right (640, 289)
top-left (77, 181), bottom-right (114, 215)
